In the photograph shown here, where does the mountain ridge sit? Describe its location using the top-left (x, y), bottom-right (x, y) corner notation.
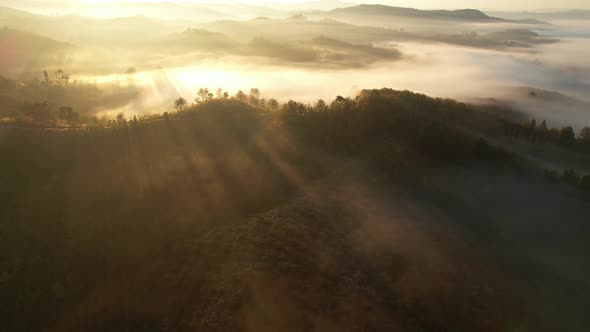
top-left (327, 4), bottom-right (501, 21)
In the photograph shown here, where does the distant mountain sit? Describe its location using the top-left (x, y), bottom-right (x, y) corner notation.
top-left (490, 9), bottom-right (590, 21)
top-left (472, 86), bottom-right (590, 130)
top-left (0, 28), bottom-right (67, 52)
top-left (514, 86), bottom-right (590, 108)
top-left (0, 5), bottom-right (35, 18)
top-left (0, 7), bottom-right (182, 45)
top-left (279, 0), bottom-right (354, 11)
top-left (327, 4), bottom-right (500, 21)
top-left (0, 2), bottom-right (286, 21)
top-left (434, 29), bottom-right (558, 49)
top-left (160, 27), bottom-right (402, 68)
top-left (164, 28), bottom-right (237, 51)
top-left (203, 15), bottom-right (554, 51)
top-left (485, 29), bottom-right (557, 44)
top-left (203, 16), bottom-right (400, 44)
top-left (0, 28), bottom-right (70, 75)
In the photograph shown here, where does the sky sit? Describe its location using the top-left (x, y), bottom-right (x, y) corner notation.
top-left (369, 0), bottom-right (590, 10)
top-left (4, 0), bottom-right (589, 11)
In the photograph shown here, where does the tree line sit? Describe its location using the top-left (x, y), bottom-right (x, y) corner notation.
top-left (173, 88), bottom-right (280, 112)
top-left (1, 69), bottom-right (139, 128)
top-left (3, 82), bottom-right (590, 190)
top-left (505, 118), bottom-right (590, 150)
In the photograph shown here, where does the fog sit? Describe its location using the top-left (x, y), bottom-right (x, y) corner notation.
top-left (1, 3), bottom-right (589, 128)
top-left (77, 34), bottom-right (590, 128)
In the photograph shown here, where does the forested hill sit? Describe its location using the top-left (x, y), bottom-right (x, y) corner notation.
top-left (1, 89), bottom-right (590, 332)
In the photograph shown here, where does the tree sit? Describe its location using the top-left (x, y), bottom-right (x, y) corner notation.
top-left (235, 90), bottom-right (247, 102)
top-left (539, 120), bottom-right (548, 132)
top-left (548, 128), bottom-right (560, 141)
top-left (58, 106), bottom-right (79, 126)
top-left (561, 169), bottom-right (580, 185)
top-left (116, 112), bottom-right (127, 126)
top-left (249, 88), bottom-right (261, 105)
top-left (125, 68), bottom-right (137, 87)
top-left (330, 96), bottom-right (352, 112)
top-left (23, 101), bottom-right (54, 124)
top-left (267, 99), bottom-right (279, 110)
top-left (126, 67), bottom-right (137, 76)
top-left (174, 97), bottom-right (188, 112)
top-left (559, 126), bottom-right (576, 145)
top-left (282, 100), bottom-right (307, 116)
top-left (528, 119), bottom-right (536, 130)
top-left (216, 88), bottom-right (223, 99)
top-left (579, 127), bottom-right (590, 144)
top-left (59, 106), bottom-right (72, 118)
top-left (195, 88), bottom-right (213, 103)
top-left (250, 88), bottom-right (261, 98)
top-left (544, 169), bottom-right (559, 181)
top-left (315, 99), bottom-right (328, 112)
top-left (54, 69), bottom-right (70, 85)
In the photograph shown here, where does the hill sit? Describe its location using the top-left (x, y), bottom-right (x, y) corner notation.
top-left (160, 27), bottom-right (402, 68)
top-left (0, 73), bottom-right (138, 123)
top-left (0, 5), bottom-right (35, 18)
top-left (1, 90), bottom-right (590, 331)
top-left (490, 9), bottom-right (590, 21)
top-left (202, 16), bottom-right (555, 54)
top-left (0, 7), bottom-right (181, 45)
top-left (0, 28), bottom-right (70, 74)
top-left (0, 27), bottom-right (67, 51)
top-left (303, 4), bottom-right (550, 31)
top-left (473, 86), bottom-right (590, 131)
top-left (328, 4), bottom-right (499, 21)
